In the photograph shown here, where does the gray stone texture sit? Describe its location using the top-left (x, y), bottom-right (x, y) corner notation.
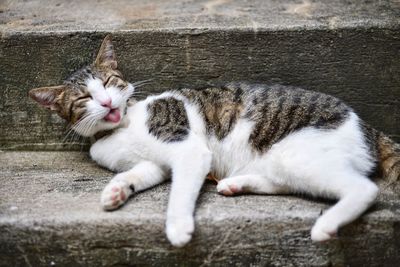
top-left (0, 151), bottom-right (399, 266)
top-left (0, 0), bottom-right (399, 150)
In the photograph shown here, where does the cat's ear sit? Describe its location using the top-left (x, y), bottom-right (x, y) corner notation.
top-left (29, 85), bottom-right (65, 111)
top-left (95, 35), bottom-right (117, 69)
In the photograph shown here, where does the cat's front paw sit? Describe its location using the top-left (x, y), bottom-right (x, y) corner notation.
top-left (217, 179), bottom-right (244, 196)
top-left (311, 218), bottom-right (338, 242)
top-left (100, 179), bottom-right (132, 211)
top-left (166, 216), bottom-right (194, 247)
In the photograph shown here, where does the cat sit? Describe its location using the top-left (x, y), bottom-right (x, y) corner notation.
top-left (29, 35), bottom-right (400, 247)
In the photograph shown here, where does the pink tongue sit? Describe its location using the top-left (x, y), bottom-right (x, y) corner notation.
top-left (104, 109), bottom-right (121, 123)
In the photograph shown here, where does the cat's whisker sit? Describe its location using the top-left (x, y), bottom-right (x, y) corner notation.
top-left (129, 79), bottom-right (154, 98)
top-left (72, 118), bottom-right (93, 138)
top-left (86, 119), bottom-right (99, 136)
top-left (131, 91), bottom-right (151, 96)
top-left (64, 128), bottom-right (84, 146)
top-left (73, 110), bottom-right (106, 137)
top-left (71, 117), bottom-right (90, 135)
top-left (129, 91), bottom-right (152, 99)
top-left (62, 121), bottom-right (81, 144)
top-left (62, 128), bottom-right (75, 144)
top-left (78, 117), bottom-right (93, 137)
top-left (71, 110), bottom-right (105, 136)
top-left (64, 119), bottom-right (88, 142)
top-left (132, 84), bottom-right (152, 92)
top-left (67, 133), bottom-right (81, 147)
top-left (75, 119), bottom-right (93, 137)
top-left (132, 79), bottom-right (153, 87)
top-left (133, 85), bottom-right (152, 92)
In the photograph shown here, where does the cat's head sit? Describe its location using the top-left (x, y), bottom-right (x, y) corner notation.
top-left (29, 35), bottom-right (134, 137)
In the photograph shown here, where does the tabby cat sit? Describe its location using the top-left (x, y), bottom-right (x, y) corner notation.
top-left (29, 35), bottom-right (400, 247)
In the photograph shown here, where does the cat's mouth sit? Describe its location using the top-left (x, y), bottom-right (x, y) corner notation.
top-left (104, 108), bottom-right (121, 123)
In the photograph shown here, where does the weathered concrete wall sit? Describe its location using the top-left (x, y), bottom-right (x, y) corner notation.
top-left (0, 151), bottom-right (399, 266)
top-left (1, 29), bottom-right (399, 150)
top-left (0, 0), bottom-right (399, 150)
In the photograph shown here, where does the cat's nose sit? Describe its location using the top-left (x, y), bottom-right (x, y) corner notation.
top-left (101, 98), bottom-right (112, 108)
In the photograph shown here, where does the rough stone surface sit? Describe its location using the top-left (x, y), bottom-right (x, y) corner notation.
top-left (0, 151), bottom-right (399, 266)
top-left (1, 0), bottom-right (399, 32)
top-left (0, 0), bottom-right (399, 150)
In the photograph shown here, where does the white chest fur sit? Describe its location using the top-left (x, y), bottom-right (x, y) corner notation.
top-left (89, 102), bottom-right (150, 172)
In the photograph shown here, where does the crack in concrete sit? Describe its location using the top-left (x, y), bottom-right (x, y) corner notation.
top-left (185, 35), bottom-right (191, 72)
top-left (16, 244), bottom-right (33, 267)
top-left (200, 227), bottom-right (234, 266)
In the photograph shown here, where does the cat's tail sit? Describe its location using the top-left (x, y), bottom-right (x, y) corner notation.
top-left (376, 131), bottom-right (400, 183)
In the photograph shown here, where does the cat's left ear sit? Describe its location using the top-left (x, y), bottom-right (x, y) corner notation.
top-left (95, 34), bottom-right (117, 69)
top-left (29, 85), bottom-right (65, 111)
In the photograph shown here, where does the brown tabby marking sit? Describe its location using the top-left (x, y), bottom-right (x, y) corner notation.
top-left (147, 98), bottom-right (190, 142)
top-left (377, 133), bottom-right (400, 182)
top-left (179, 86), bottom-right (244, 140)
top-left (241, 84), bottom-right (350, 153)
top-left (180, 83), bottom-right (350, 153)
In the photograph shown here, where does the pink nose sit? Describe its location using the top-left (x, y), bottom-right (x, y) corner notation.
top-left (101, 99), bottom-right (112, 108)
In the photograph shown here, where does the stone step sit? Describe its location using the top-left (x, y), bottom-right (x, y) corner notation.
top-left (1, 0), bottom-right (399, 150)
top-left (0, 151), bottom-right (399, 266)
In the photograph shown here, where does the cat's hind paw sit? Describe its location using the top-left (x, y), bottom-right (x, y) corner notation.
top-left (311, 220), bottom-right (338, 242)
top-left (100, 179), bottom-right (132, 211)
top-left (217, 179), bottom-right (243, 196)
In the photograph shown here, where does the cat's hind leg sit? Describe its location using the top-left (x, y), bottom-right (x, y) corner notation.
top-left (261, 114), bottom-right (379, 242)
top-left (310, 174), bottom-right (378, 242)
top-left (267, 149), bottom-right (379, 242)
top-left (101, 161), bottom-right (167, 210)
top-left (217, 175), bottom-right (289, 196)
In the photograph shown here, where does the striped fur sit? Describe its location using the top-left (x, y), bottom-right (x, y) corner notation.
top-left (147, 97), bottom-right (190, 142)
top-left (179, 83), bottom-right (350, 153)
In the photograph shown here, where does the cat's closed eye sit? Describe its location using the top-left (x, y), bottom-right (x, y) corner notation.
top-left (103, 76), bottom-right (113, 86)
